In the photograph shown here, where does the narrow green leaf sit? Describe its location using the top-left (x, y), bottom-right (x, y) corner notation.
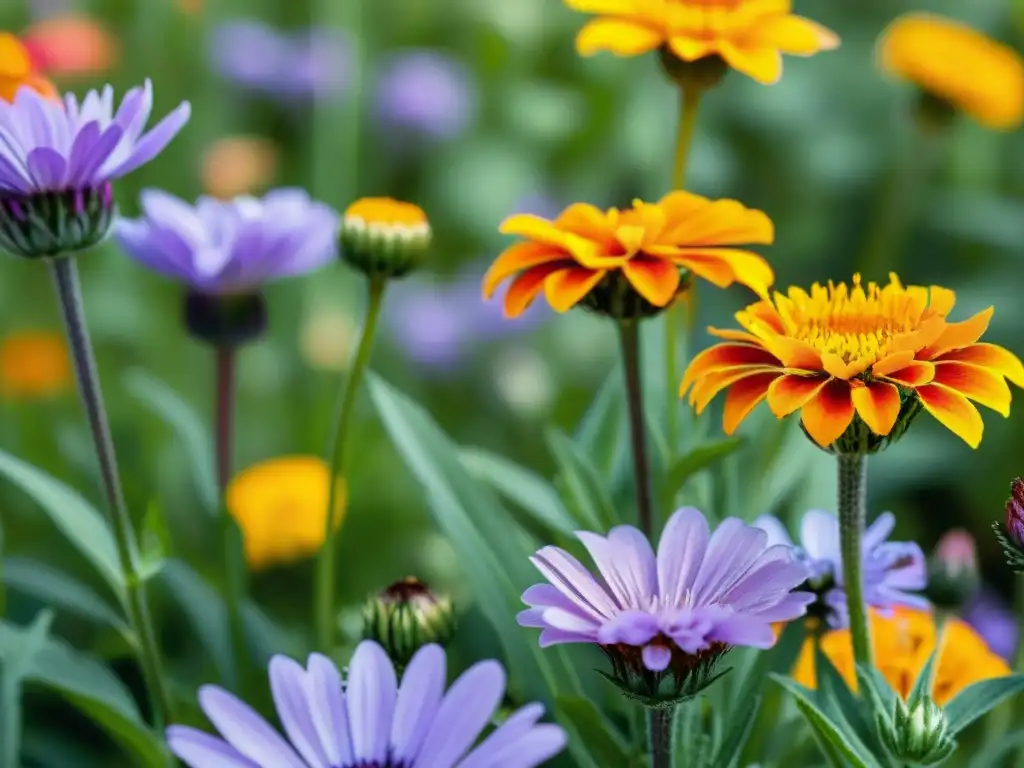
top-left (667, 438), bottom-right (744, 497)
top-left (907, 645), bottom-right (940, 708)
top-left (944, 674), bottom-right (1024, 735)
top-left (0, 448), bottom-right (123, 599)
top-left (0, 618), bottom-right (165, 766)
top-left (771, 675), bottom-right (876, 768)
top-left (556, 695), bottom-right (632, 767)
top-left (573, 371), bottom-right (626, 478)
top-left (137, 501), bottom-right (173, 583)
top-left (125, 368), bottom-right (217, 514)
top-left (545, 427), bottom-right (618, 531)
top-left (711, 692), bottom-right (762, 768)
top-left (673, 698), bottom-right (703, 768)
top-left (0, 611), bottom-right (53, 768)
top-left (855, 664), bottom-right (898, 715)
top-left (814, 646), bottom-right (877, 750)
top-left (459, 447), bottom-right (577, 536)
top-left (1, 558), bottom-right (129, 636)
top-left (796, 700), bottom-right (855, 768)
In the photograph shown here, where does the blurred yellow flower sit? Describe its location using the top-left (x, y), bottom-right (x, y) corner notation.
top-left (22, 15), bottom-right (118, 77)
top-left (341, 197), bottom-right (432, 279)
top-left (0, 331), bottom-right (71, 400)
top-left (227, 456), bottom-right (346, 571)
top-left (878, 13), bottom-right (1024, 130)
top-left (794, 607), bottom-right (1010, 705)
top-left (202, 136), bottom-right (279, 200)
top-left (0, 32), bottom-right (58, 103)
top-left (565, 0), bottom-right (839, 84)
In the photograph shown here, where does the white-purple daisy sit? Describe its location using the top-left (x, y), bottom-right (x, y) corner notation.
top-left (167, 640), bottom-right (567, 768)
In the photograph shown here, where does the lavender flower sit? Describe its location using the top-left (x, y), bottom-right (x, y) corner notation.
top-left (167, 639), bottom-right (567, 768)
top-left (519, 507), bottom-right (812, 704)
top-left (375, 50), bottom-right (475, 140)
top-left (0, 81), bottom-right (190, 258)
top-left (754, 510), bottom-right (928, 628)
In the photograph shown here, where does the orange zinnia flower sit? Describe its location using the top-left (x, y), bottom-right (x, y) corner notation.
top-left (878, 13), bottom-right (1024, 131)
top-left (483, 193), bottom-right (775, 318)
top-left (793, 607), bottom-right (1010, 705)
top-left (680, 274), bottom-right (1024, 449)
top-left (565, 0), bottom-right (839, 85)
top-left (0, 32), bottom-right (58, 103)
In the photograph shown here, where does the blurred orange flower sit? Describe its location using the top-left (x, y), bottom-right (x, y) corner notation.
top-left (22, 15), bottom-right (118, 77)
top-left (0, 330), bottom-right (71, 400)
top-left (793, 607), bottom-right (1009, 704)
top-left (484, 192), bottom-right (774, 318)
top-left (227, 456), bottom-right (346, 571)
top-left (202, 136), bottom-right (279, 199)
top-left (0, 33), bottom-right (58, 102)
top-left (878, 13), bottom-right (1024, 130)
top-left (566, 0), bottom-right (839, 84)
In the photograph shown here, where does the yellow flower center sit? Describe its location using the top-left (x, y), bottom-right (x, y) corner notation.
top-left (780, 275), bottom-right (927, 365)
top-left (345, 197), bottom-right (428, 228)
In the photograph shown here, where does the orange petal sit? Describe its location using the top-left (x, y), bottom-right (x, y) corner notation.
top-left (666, 250), bottom-right (734, 287)
top-left (762, 336), bottom-right (823, 371)
top-left (504, 264), bottom-right (563, 318)
top-left (916, 384), bottom-right (984, 448)
top-left (738, 300), bottom-right (787, 335)
top-left (756, 15), bottom-right (840, 55)
top-left (938, 343), bottom-right (1024, 388)
top-left (872, 350), bottom-right (916, 378)
top-left (919, 307), bottom-right (994, 360)
top-left (767, 374), bottom-right (829, 417)
top-left (933, 361), bottom-right (1012, 417)
top-left (801, 379), bottom-right (855, 447)
top-left (576, 18), bottom-right (664, 56)
top-left (690, 365), bottom-right (778, 412)
top-left (928, 286), bottom-right (957, 317)
top-left (851, 381), bottom-right (901, 436)
top-left (883, 361), bottom-right (935, 387)
top-left (563, 0), bottom-right (638, 12)
top-left (681, 343), bottom-right (780, 392)
top-left (723, 372), bottom-right (779, 434)
top-left (0, 33), bottom-right (31, 79)
top-left (555, 203), bottom-right (615, 242)
top-left (821, 353), bottom-right (862, 380)
top-left (709, 327), bottom-right (762, 344)
top-left (543, 267), bottom-right (606, 313)
top-left (660, 199), bottom-right (774, 247)
top-left (622, 257), bottom-right (680, 307)
top-left (482, 242), bottom-right (564, 298)
top-left (718, 40), bottom-right (783, 85)
top-left (674, 248), bottom-right (774, 296)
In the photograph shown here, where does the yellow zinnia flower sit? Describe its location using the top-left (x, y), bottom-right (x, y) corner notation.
top-left (483, 192), bottom-right (774, 319)
top-left (226, 456), bottom-right (346, 571)
top-left (878, 13), bottom-right (1024, 131)
top-left (0, 32), bottom-right (58, 103)
top-left (566, 0), bottom-right (839, 85)
top-left (0, 330), bottom-right (71, 400)
top-left (793, 607), bottom-right (1010, 705)
top-left (681, 274), bottom-right (1024, 449)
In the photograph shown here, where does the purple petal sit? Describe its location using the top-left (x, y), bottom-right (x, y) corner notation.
top-left (529, 546), bottom-right (619, 621)
top-left (459, 705), bottom-right (567, 768)
top-left (538, 627), bottom-right (596, 646)
top-left (197, 686), bottom-right (306, 767)
top-left (708, 613), bottom-right (776, 648)
top-left (391, 644), bottom-right (446, 763)
top-left (114, 80), bottom-right (153, 143)
top-left (799, 509), bottom-right (841, 564)
top-left (69, 124), bottom-right (124, 187)
top-left (720, 546), bottom-right (808, 612)
top-left (596, 610), bottom-right (659, 646)
top-left (305, 653), bottom-right (353, 767)
top-left (541, 607), bottom-right (602, 635)
top-left (139, 189), bottom-right (208, 245)
top-left (576, 527), bottom-right (653, 609)
top-left (863, 512), bottom-right (896, 551)
top-left (107, 100), bottom-right (191, 179)
top-left (269, 656), bottom-right (330, 768)
top-left (691, 517), bottom-right (767, 606)
top-left (0, 152), bottom-right (31, 193)
top-left (749, 590), bottom-right (816, 622)
top-left (657, 507), bottom-right (710, 605)
top-left (166, 726), bottom-right (259, 768)
top-left (642, 645), bottom-right (672, 671)
top-left (347, 640), bottom-right (397, 763)
top-left (26, 147), bottom-right (67, 190)
top-left (752, 515), bottom-right (795, 548)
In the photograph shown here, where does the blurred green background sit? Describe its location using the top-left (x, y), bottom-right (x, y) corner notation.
top-left (1, 0), bottom-right (1024, 762)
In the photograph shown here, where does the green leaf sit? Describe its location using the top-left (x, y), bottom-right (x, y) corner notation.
top-left (556, 695), bottom-right (632, 767)
top-left (368, 373), bottom-right (580, 704)
top-left (944, 674), bottom-right (1024, 735)
top-left (545, 427), bottom-right (618, 531)
top-left (459, 447), bottom-right (577, 536)
top-left (573, 371), bottom-right (626, 478)
top-left (814, 646), bottom-right (877, 750)
top-left (771, 675), bottom-right (877, 768)
top-left (0, 447), bottom-right (123, 599)
top-left (854, 664), bottom-right (898, 716)
top-left (0, 611), bottom-right (53, 768)
top-left (907, 645), bottom-right (940, 708)
top-left (711, 692), bottom-right (762, 768)
top-left (1, 558), bottom-right (129, 637)
top-left (125, 368), bottom-right (217, 514)
top-left (137, 501), bottom-right (172, 583)
top-left (667, 438), bottom-right (744, 498)
top-left (0, 618), bottom-right (165, 766)
top-left (970, 728), bottom-right (1024, 767)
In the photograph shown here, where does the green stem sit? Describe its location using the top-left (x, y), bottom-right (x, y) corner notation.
top-left (619, 320), bottom-right (654, 538)
top-left (214, 346), bottom-right (246, 691)
top-left (648, 707), bottom-right (675, 768)
top-left (47, 257), bottom-right (172, 725)
top-left (665, 86), bottom-right (703, 455)
top-left (314, 277), bottom-right (387, 651)
top-left (837, 452), bottom-right (872, 668)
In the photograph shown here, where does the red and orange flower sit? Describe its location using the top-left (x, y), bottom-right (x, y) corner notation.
top-left (0, 32), bottom-right (57, 103)
top-left (681, 274), bottom-right (1024, 449)
top-left (565, 0), bottom-right (839, 85)
top-left (483, 192), bottom-right (775, 319)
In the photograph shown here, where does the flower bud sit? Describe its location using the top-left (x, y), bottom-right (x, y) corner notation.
top-left (598, 642), bottom-right (730, 709)
top-left (926, 529), bottom-right (979, 611)
top-left (876, 696), bottom-right (956, 766)
top-left (361, 577), bottom-right (455, 670)
top-left (340, 197), bottom-right (430, 281)
top-left (0, 183), bottom-right (117, 260)
top-left (994, 478), bottom-right (1024, 573)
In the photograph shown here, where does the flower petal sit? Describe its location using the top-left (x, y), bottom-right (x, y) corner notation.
top-left (197, 686), bottom-right (306, 768)
top-left (622, 256), bottom-right (680, 306)
top-left (596, 610), bottom-right (660, 645)
top-left (756, 15), bottom-right (840, 55)
top-left (642, 644), bottom-right (672, 671)
top-left (718, 41), bottom-right (783, 84)
top-left (166, 726), bottom-right (259, 768)
top-left (801, 378), bottom-right (855, 447)
top-left (346, 640), bottom-right (397, 764)
top-left (543, 266), bottom-right (606, 312)
top-left (575, 18), bottom-right (664, 56)
top-left (767, 374), bottom-right (829, 417)
top-left (916, 383), bottom-right (984, 448)
top-left (938, 343), bottom-right (1024, 388)
top-left (681, 342), bottom-right (780, 392)
top-left (919, 307), bottom-right (994, 360)
top-left (657, 507), bottom-right (710, 605)
top-left (269, 656), bottom-right (330, 768)
top-left (851, 381), bottom-right (901, 436)
top-left (391, 644), bottom-right (446, 762)
top-left (503, 263), bottom-right (564, 318)
top-left (723, 371), bottom-right (779, 433)
top-left (482, 242), bottom-right (563, 299)
top-left (933, 360), bottom-right (1012, 416)
top-left (883, 360), bottom-right (935, 387)
top-left (529, 545), bottom-right (619, 620)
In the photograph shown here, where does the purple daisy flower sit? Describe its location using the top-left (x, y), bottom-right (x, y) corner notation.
top-left (115, 188), bottom-right (338, 295)
top-left (964, 589), bottom-right (1019, 661)
top-left (519, 507), bottom-right (812, 701)
top-left (754, 510), bottom-right (928, 628)
top-left (167, 640), bottom-right (567, 768)
top-left (375, 50), bottom-right (475, 140)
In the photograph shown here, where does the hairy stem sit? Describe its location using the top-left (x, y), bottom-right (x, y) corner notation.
top-left (648, 707), bottom-right (675, 768)
top-left (837, 452), bottom-right (872, 667)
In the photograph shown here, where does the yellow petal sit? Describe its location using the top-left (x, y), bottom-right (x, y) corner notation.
top-left (916, 384), bottom-right (984, 448)
top-left (756, 15), bottom-right (840, 56)
top-left (718, 40), bottom-right (783, 85)
top-left (851, 381), bottom-right (901, 436)
top-left (482, 242), bottom-right (564, 299)
top-left (576, 18), bottom-right (664, 57)
top-left (543, 267), bottom-right (606, 313)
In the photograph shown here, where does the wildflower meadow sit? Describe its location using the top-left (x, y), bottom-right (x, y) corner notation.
top-left (2, 0), bottom-right (1024, 766)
